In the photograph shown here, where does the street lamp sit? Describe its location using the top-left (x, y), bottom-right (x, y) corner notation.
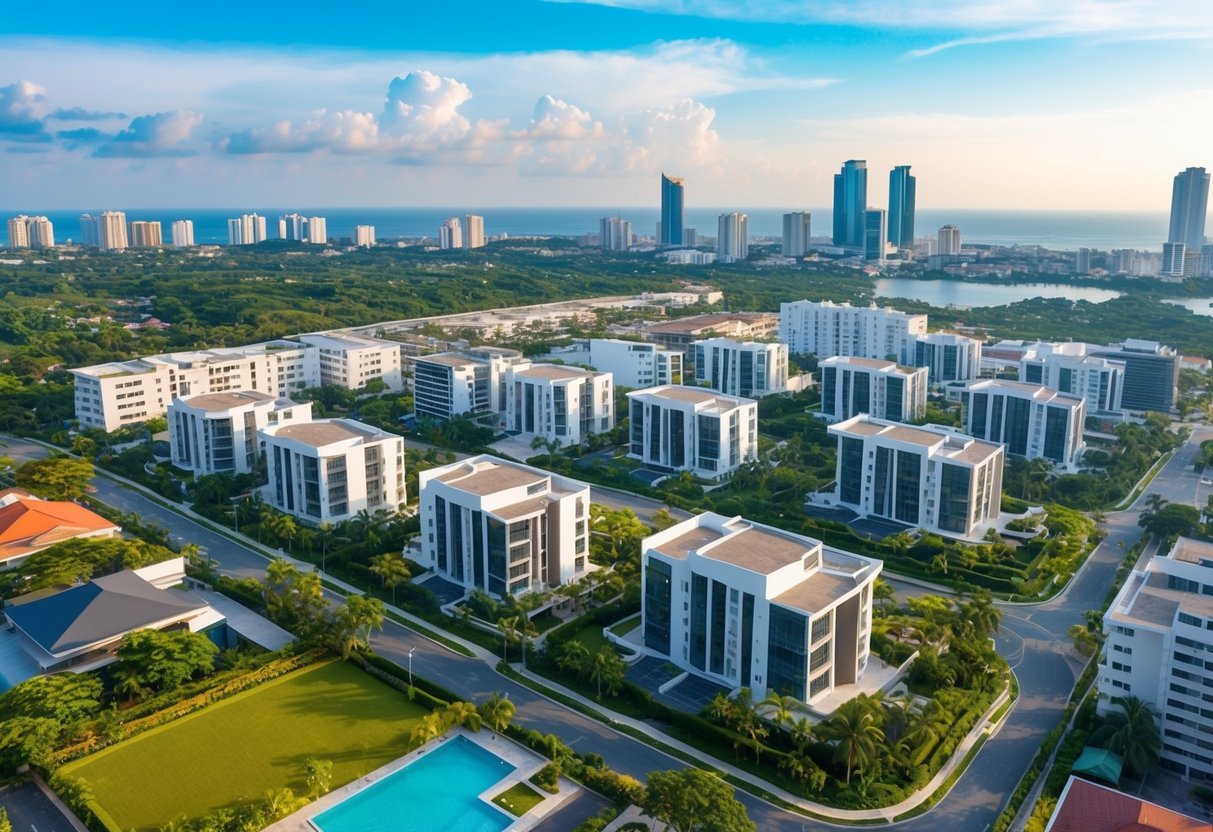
top-left (408, 647), bottom-right (416, 689)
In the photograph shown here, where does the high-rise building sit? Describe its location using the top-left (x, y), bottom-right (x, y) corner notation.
top-left (98, 211), bottom-right (127, 251)
top-left (79, 214), bottom-right (100, 247)
top-left (6, 217), bottom-right (29, 249)
top-left (716, 213), bottom-right (748, 262)
top-left (907, 332), bottom-right (982, 385)
top-left (1074, 248), bottom-right (1092, 274)
top-left (660, 173), bottom-right (685, 246)
top-left (1162, 241), bottom-right (1188, 278)
top-left (887, 165), bottom-right (915, 249)
top-left (1167, 167), bottom-right (1210, 250)
top-left (354, 225), bottom-right (376, 248)
top-left (599, 216), bottom-right (632, 251)
top-left (171, 220), bottom-right (194, 247)
top-left (832, 160), bottom-right (867, 249)
top-left (463, 215), bottom-right (485, 249)
top-left (26, 216), bottom-right (53, 248)
top-left (228, 214), bottom-right (267, 245)
top-left (306, 216), bottom-right (327, 245)
top-left (1111, 249), bottom-right (1137, 275)
top-left (128, 221), bottom-right (162, 248)
top-left (781, 212), bottom-right (812, 257)
top-left (439, 217), bottom-right (462, 249)
top-left (938, 224), bottom-right (961, 256)
top-left (864, 209), bottom-right (887, 262)
top-left (280, 213), bottom-right (307, 241)
top-left (1202, 244), bottom-right (1213, 278)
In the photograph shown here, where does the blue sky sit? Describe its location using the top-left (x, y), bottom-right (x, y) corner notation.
top-left (1, 0), bottom-right (1210, 210)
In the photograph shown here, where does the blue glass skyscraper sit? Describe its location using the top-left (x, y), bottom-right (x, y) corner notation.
top-left (888, 165), bottom-right (916, 249)
top-left (1168, 167), bottom-right (1209, 250)
top-left (660, 173), bottom-right (685, 246)
top-left (832, 160), bottom-right (867, 249)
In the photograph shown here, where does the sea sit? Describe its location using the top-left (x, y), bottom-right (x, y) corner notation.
top-left (9, 208), bottom-right (1175, 252)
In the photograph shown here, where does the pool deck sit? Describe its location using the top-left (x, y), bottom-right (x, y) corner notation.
top-left (265, 727), bottom-right (581, 832)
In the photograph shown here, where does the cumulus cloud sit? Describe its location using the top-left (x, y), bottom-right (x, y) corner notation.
top-left (0, 80), bottom-right (52, 143)
top-left (56, 127), bottom-right (112, 150)
top-left (93, 111), bottom-right (203, 158)
top-left (48, 106), bottom-right (127, 121)
top-left (621, 98), bottom-right (720, 171)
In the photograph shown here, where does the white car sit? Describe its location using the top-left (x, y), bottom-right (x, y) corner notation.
top-left (1202, 478), bottom-right (1213, 486)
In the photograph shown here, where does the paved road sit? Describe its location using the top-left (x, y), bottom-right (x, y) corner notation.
top-left (0, 781), bottom-right (79, 832)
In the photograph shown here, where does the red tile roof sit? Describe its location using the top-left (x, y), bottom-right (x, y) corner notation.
top-left (0, 498), bottom-right (119, 563)
top-left (1048, 778), bottom-right (1211, 832)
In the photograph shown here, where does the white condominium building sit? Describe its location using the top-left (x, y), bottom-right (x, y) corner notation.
top-left (782, 212), bottom-right (812, 258)
top-left (716, 212), bottom-right (748, 262)
top-left (418, 455), bottom-right (592, 597)
top-left (228, 213), bottom-right (268, 245)
top-left (6, 215), bottom-right (54, 249)
top-left (641, 512), bottom-right (880, 704)
top-left (1101, 537), bottom-right (1213, 781)
top-left (627, 385), bottom-right (758, 480)
top-left (818, 356), bottom-right (927, 423)
top-left (171, 220), bottom-right (195, 247)
top-left (464, 215), bottom-right (485, 249)
top-left (296, 333), bottom-right (403, 392)
top-left (99, 211), bottom-right (128, 251)
top-left (1019, 342), bottom-right (1125, 415)
top-left (411, 350), bottom-right (522, 421)
top-left (779, 299), bottom-right (927, 361)
top-left (502, 362), bottom-right (613, 446)
top-left (584, 338), bottom-right (682, 388)
top-left (261, 418), bottom-right (406, 525)
top-left (828, 414), bottom-right (1004, 540)
top-left (355, 225), bottom-right (376, 247)
top-left (168, 391), bottom-right (312, 476)
top-left (439, 217), bottom-right (462, 250)
top-left (959, 380), bottom-right (1086, 469)
top-left (128, 221), bottom-right (162, 248)
top-left (693, 337), bottom-right (788, 398)
top-left (600, 217), bottom-right (632, 251)
top-left (906, 332), bottom-right (982, 385)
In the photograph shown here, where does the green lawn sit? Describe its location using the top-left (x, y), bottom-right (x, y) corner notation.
top-left (61, 661), bottom-right (428, 831)
top-left (492, 782), bottom-right (544, 817)
top-left (610, 616), bottom-right (641, 636)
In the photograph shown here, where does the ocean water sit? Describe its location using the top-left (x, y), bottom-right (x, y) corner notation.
top-left (8, 207), bottom-right (1172, 251)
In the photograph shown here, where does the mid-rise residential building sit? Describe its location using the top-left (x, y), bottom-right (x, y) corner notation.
top-left (938, 224), bottom-right (961, 256)
top-left (864, 209), bottom-right (887, 262)
top-left (641, 512), bottom-right (880, 704)
top-left (660, 173), bottom-right (685, 246)
top-left (1019, 342), bottom-right (1124, 415)
top-left (642, 313), bottom-right (779, 362)
top-left (716, 213), bottom-right (748, 262)
top-left (959, 380), bottom-right (1086, 468)
top-left (1100, 536), bottom-right (1213, 781)
top-left (779, 299), bottom-right (927, 361)
top-left (411, 350), bottom-right (521, 421)
top-left (354, 225), bottom-right (376, 247)
top-left (464, 215), bottom-right (485, 249)
top-left (228, 213), bottom-right (267, 245)
top-left (693, 337), bottom-right (787, 398)
top-left (582, 338), bottom-right (682, 388)
top-left (600, 216), bottom-right (632, 251)
top-left (261, 418), bottom-right (405, 525)
top-left (168, 391), bottom-right (312, 476)
top-left (1162, 241), bottom-right (1188, 278)
top-left (98, 211), bottom-right (127, 251)
top-left (627, 385), bottom-right (758, 480)
top-left (907, 332), bottom-right (982, 385)
top-left (828, 414), bottom-right (1004, 540)
top-left (1168, 166), bottom-right (1209, 251)
top-left (417, 455), bottom-right (592, 596)
top-left (6, 215), bottom-right (54, 249)
top-left (888, 165), bottom-right (915, 250)
top-left (171, 220), bottom-right (195, 247)
top-left (1090, 339), bottom-right (1180, 413)
top-left (296, 332), bottom-right (403, 392)
top-left (439, 217), bottom-right (462, 249)
top-left (833, 159), bottom-right (867, 249)
top-left (128, 220), bottom-right (162, 248)
top-left (818, 357), bottom-right (927, 423)
top-left (782, 212), bottom-right (812, 257)
top-left (501, 362), bottom-right (613, 446)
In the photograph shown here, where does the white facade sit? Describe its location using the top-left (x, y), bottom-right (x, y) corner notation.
top-left (168, 391), bottom-right (311, 476)
top-left (171, 220), bottom-right (195, 247)
top-left (502, 362), bottom-right (614, 446)
top-left (665, 250), bottom-right (717, 265)
top-left (99, 211), bottom-right (128, 251)
top-left (693, 337), bottom-right (787, 398)
top-left (355, 225), bottom-right (376, 247)
top-left (418, 454), bottom-right (592, 596)
top-left (906, 332), bottom-right (982, 385)
top-left (717, 213), bottom-right (748, 262)
top-left (306, 216), bottom-right (327, 245)
top-left (938, 225), bottom-right (961, 256)
top-left (960, 380), bottom-right (1086, 469)
top-left (412, 351), bottom-right (521, 421)
top-left (1019, 342), bottom-right (1124, 415)
top-left (779, 299), bottom-right (928, 361)
top-left (627, 385), bottom-right (758, 480)
top-left (464, 215), bottom-right (485, 249)
top-left (641, 512), bottom-right (880, 704)
top-left (600, 217), bottom-right (632, 251)
top-left (1100, 537), bottom-right (1213, 781)
top-left (262, 419), bottom-right (406, 525)
top-left (228, 214), bottom-right (267, 245)
top-left (439, 217), bottom-right (462, 249)
top-left (128, 221), bottom-right (162, 247)
top-left (6, 216), bottom-right (29, 249)
top-left (6, 216), bottom-right (54, 249)
top-left (782, 212), bottom-right (812, 257)
top-left (828, 414), bottom-right (1004, 540)
top-left (296, 332), bottom-right (403, 392)
top-left (818, 356), bottom-right (927, 423)
top-left (585, 338), bottom-right (682, 388)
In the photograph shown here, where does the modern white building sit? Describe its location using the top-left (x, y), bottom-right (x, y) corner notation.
top-left (411, 350), bottom-right (522, 421)
top-left (171, 220), bottom-right (195, 247)
top-left (168, 391), bottom-right (312, 476)
top-left (355, 225), bottom-right (376, 248)
top-left (1019, 342), bottom-right (1124, 415)
top-left (296, 332), bottom-right (403, 392)
top-left (501, 362), bottom-right (613, 446)
top-left (906, 332), bottom-right (982, 385)
top-left (583, 339), bottom-right (682, 389)
top-left (417, 455), bottom-right (592, 597)
top-left (827, 414), bottom-right (1004, 540)
top-left (228, 213), bottom-right (268, 245)
top-left (782, 212), bottom-right (812, 257)
top-left (6, 215), bottom-right (54, 249)
top-left (641, 512), bottom-right (881, 704)
top-left (717, 213), bottom-right (748, 262)
top-left (600, 217), bottom-right (632, 251)
top-left (464, 215), bottom-right (485, 249)
top-left (99, 211), bottom-right (128, 251)
top-left (1100, 536), bottom-right (1213, 781)
top-left (818, 356), bottom-right (927, 423)
top-left (128, 221), bottom-right (162, 248)
top-left (439, 217), bottom-right (463, 250)
top-left (627, 385), bottom-right (758, 480)
top-left (693, 337), bottom-right (788, 398)
top-left (779, 299), bottom-right (928, 361)
top-left (959, 380), bottom-right (1086, 469)
top-left (261, 419), bottom-right (406, 525)
top-left (938, 225), bottom-right (961, 256)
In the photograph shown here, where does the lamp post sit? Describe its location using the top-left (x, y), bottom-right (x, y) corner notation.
top-left (408, 647), bottom-right (416, 689)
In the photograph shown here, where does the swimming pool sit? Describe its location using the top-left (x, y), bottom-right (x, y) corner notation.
top-left (312, 736), bottom-right (517, 832)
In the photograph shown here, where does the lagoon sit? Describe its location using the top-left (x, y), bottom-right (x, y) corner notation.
top-left (1163, 297), bottom-right (1213, 318)
top-left (873, 278), bottom-right (1123, 308)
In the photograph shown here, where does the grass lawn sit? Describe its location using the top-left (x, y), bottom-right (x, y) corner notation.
top-left (610, 616), bottom-right (640, 636)
top-left (565, 619), bottom-right (612, 654)
top-left (61, 660), bottom-right (428, 832)
top-left (491, 782), bottom-right (544, 817)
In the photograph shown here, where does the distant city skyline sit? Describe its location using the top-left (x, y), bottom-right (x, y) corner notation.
top-left (0, 2), bottom-right (1211, 209)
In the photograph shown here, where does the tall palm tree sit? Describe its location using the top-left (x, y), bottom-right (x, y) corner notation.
top-left (335, 595), bottom-right (386, 659)
top-left (760, 691), bottom-right (798, 729)
top-left (819, 697), bottom-right (885, 784)
top-left (479, 692), bottom-right (516, 733)
top-left (443, 701), bottom-right (482, 731)
top-left (369, 552), bottom-right (411, 605)
top-left (1091, 695), bottom-right (1160, 776)
top-left (961, 589), bottom-right (1002, 638)
top-left (497, 616), bottom-right (520, 664)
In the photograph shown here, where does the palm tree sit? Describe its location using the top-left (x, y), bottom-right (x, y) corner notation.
top-left (930, 552), bottom-right (949, 575)
top-left (960, 589), bottom-right (1001, 639)
top-left (114, 663), bottom-right (147, 704)
top-left (819, 697), bottom-right (885, 784)
top-left (555, 641), bottom-right (590, 676)
top-left (705, 691), bottom-right (737, 725)
top-left (497, 616), bottom-right (520, 664)
top-left (316, 521), bottom-right (335, 571)
top-left (760, 691), bottom-right (798, 728)
top-left (897, 701), bottom-right (947, 767)
top-left (1091, 695), bottom-right (1161, 776)
top-left (334, 595), bottom-right (386, 659)
top-left (587, 647), bottom-right (624, 700)
top-left (369, 552), bottom-right (411, 605)
top-left (409, 712), bottom-right (445, 748)
top-left (443, 701), bottom-right (482, 731)
top-left (479, 692), bottom-right (516, 733)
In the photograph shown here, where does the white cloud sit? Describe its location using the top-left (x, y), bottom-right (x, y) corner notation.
top-left (0, 80), bottom-right (51, 142)
top-left (94, 111), bottom-right (203, 157)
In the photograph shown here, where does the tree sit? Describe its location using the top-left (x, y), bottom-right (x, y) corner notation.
top-left (587, 647), bottom-right (626, 700)
top-left (333, 595), bottom-right (386, 659)
top-left (14, 455), bottom-right (94, 501)
top-left (554, 641), bottom-right (590, 676)
top-left (304, 757), bottom-right (333, 798)
top-left (818, 696), bottom-right (885, 784)
top-left (116, 629), bottom-right (218, 691)
top-left (1091, 695), bottom-right (1161, 776)
top-left (497, 615), bottom-right (521, 664)
top-left (759, 691), bottom-right (797, 728)
top-left (443, 701), bottom-right (482, 731)
top-left (641, 769), bottom-right (756, 832)
top-left (959, 589), bottom-right (1001, 639)
top-left (369, 551), bottom-right (411, 605)
top-left (872, 578), bottom-right (896, 613)
top-left (1068, 623), bottom-right (1100, 656)
top-left (0, 673), bottom-right (102, 724)
top-left (650, 508), bottom-right (678, 531)
top-left (409, 711), bottom-right (445, 748)
top-left (1140, 503), bottom-right (1201, 539)
top-left (479, 692), bottom-right (516, 733)
top-left (930, 552), bottom-right (949, 576)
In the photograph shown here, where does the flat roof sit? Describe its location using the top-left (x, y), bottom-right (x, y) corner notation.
top-left (435, 459), bottom-right (551, 496)
top-left (1171, 537), bottom-right (1213, 565)
top-left (830, 415), bottom-right (1002, 466)
top-left (653, 526), bottom-right (725, 560)
top-left (643, 312), bottom-right (776, 335)
top-left (773, 572), bottom-right (858, 615)
top-left (300, 332), bottom-right (394, 350)
top-left (271, 420), bottom-right (389, 448)
top-left (968, 379), bottom-right (1084, 406)
top-left (702, 525), bottom-right (814, 573)
top-left (176, 390), bottom-right (276, 411)
top-left (514, 364), bottom-right (599, 381)
top-left (633, 385), bottom-right (752, 410)
top-left (822, 356), bottom-right (897, 370)
top-left (415, 353), bottom-right (482, 369)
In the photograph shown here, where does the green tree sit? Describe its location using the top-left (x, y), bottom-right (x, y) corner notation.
top-left (0, 673), bottom-right (102, 724)
top-left (304, 757), bottom-right (333, 798)
top-left (443, 701), bottom-right (482, 731)
top-left (14, 455), bottom-right (94, 501)
top-left (818, 696), bottom-right (885, 785)
top-left (1140, 503), bottom-right (1201, 539)
top-left (116, 629), bottom-right (219, 691)
top-left (333, 595), bottom-right (386, 659)
top-left (641, 769), bottom-right (756, 832)
top-left (587, 647), bottom-right (626, 700)
top-left (369, 551), bottom-right (411, 605)
top-left (479, 692), bottom-right (516, 733)
top-left (958, 588), bottom-right (1002, 639)
top-left (759, 691), bottom-right (798, 729)
top-left (1091, 695), bottom-right (1161, 776)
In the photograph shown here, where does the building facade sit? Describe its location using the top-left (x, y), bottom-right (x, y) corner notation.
top-left (832, 159), bottom-right (867, 249)
top-left (716, 213), bottom-right (748, 262)
top-left (864, 209), bottom-right (887, 262)
top-left (6, 215), bottom-right (54, 249)
top-left (354, 225), bottom-right (376, 247)
top-left (907, 332), bottom-right (982, 385)
top-left (600, 216), bottom-right (632, 251)
top-left (1019, 342), bottom-right (1124, 415)
top-left (464, 215), bottom-right (485, 249)
top-left (99, 211), bottom-right (127, 251)
top-left (660, 173), bottom-right (685, 246)
top-left (171, 220), bottom-right (194, 247)
top-left (818, 356), bottom-right (927, 423)
top-left (583, 338), bottom-right (682, 388)
top-left (1090, 339), bottom-right (1180, 413)
top-left (888, 165), bottom-right (916, 250)
top-left (959, 380), bottom-right (1086, 468)
top-left (627, 385), bottom-right (758, 480)
top-left (228, 214), bottom-right (267, 245)
top-left (938, 224), bottom-right (961, 256)
top-left (782, 212), bottom-right (812, 258)
top-left (411, 350), bottom-right (521, 421)
top-left (1168, 167), bottom-right (1210, 251)
top-left (296, 333), bottom-right (403, 392)
top-left (693, 337), bottom-right (788, 398)
top-left (261, 418), bottom-right (405, 525)
top-left (417, 455), bottom-right (592, 596)
top-left (439, 217), bottom-right (462, 249)
top-left (168, 391), bottom-right (312, 476)
top-left (641, 512), bottom-right (880, 704)
top-left (828, 415), bottom-right (1004, 539)
top-left (779, 299), bottom-right (927, 361)
top-left (643, 313), bottom-right (780, 362)
top-left (502, 362), bottom-right (614, 446)
top-left (128, 221), bottom-right (162, 248)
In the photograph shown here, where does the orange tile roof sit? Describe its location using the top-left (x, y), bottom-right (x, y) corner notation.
top-left (0, 498), bottom-right (119, 563)
top-left (1048, 778), bottom-right (1211, 832)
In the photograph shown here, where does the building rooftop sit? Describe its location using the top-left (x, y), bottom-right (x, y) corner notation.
top-left (1170, 537), bottom-right (1213, 566)
top-left (300, 332), bottom-right (395, 350)
top-left (175, 390), bottom-right (277, 412)
top-left (631, 385), bottom-right (752, 411)
top-left (414, 352), bottom-right (483, 369)
top-left (773, 571), bottom-right (859, 615)
top-left (269, 419), bottom-right (390, 448)
top-left (643, 312), bottom-right (776, 336)
top-left (0, 498), bottom-right (119, 564)
top-left (702, 524), bottom-right (815, 574)
top-left (821, 356), bottom-right (899, 371)
top-left (653, 526), bottom-right (725, 560)
top-left (434, 458), bottom-right (552, 496)
top-left (1045, 776), bottom-right (1210, 832)
top-left (513, 364), bottom-right (600, 381)
top-left (967, 379), bottom-right (1085, 407)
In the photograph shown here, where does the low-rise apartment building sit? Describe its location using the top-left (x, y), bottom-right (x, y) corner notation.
top-left (168, 391), bottom-right (312, 476)
top-left (693, 337), bottom-right (788, 398)
top-left (626, 385), bottom-right (758, 480)
top-left (959, 380), bottom-right (1086, 469)
top-left (1019, 342), bottom-right (1125, 415)
top-left (411, 349), bottom-right (521, 421)
top-left (906, 332), bottom-right (982, 385)
top-left (818, 356), bottom-right (927, 423)
top-left (502, 363), bottom-right (613, 446)
top-left (296, 333), bottom-right (403, 392)
top-left (779, 299), bottom-right (927, 361)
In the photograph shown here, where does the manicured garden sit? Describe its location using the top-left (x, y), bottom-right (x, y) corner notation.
top-left (60, 661), bottom-right (427, 831)
top-left (492, 782), bottom-right (544, 816)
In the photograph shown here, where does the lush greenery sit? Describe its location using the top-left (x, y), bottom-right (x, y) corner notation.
top-left (641, 768), bottom-right (756, 832)
top-left (492, 782), bottom-right (545, 817)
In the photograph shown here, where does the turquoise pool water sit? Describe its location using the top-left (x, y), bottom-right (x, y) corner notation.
top-left (313, 736), bottom-right (517, 832)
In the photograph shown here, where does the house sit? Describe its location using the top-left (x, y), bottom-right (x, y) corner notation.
top-left (0, 492), bottom-right (120, 570)
top-left (1044, 776), bottom-right (1210, 831)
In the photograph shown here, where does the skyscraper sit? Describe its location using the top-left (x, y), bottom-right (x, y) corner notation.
top-left (660, 173), bottom-right (685, 246)
top-left (354, 225), bottom-right (376, 248)
top-left (306, 216), bottom-right (327, 245)
top-left (938, 224), bottom-right (961, 255)
top-left (6, 217), bottom-right (29, 249)
top-left (1168, 167), bottom-right (1210, 250)
top-left (26, 216), bottom-right (53, 248)
top-left (128, 221), bottom-right (162, 247)
top-left (99, 211), bottom-right (128, 251)
top-left (171, 220), bottom-right (195, 247)
top-left (79, 214), bottom-right (99, 247)
top-left (600, 216), bottom-right (632, 251)
top-left (887, 165), bottom-right (916, 249)
top-left (439, 217), bottom-right (462, 249)
top-left (716, 213), bottom-right (748, 262)
top-left (782, 212), bottom-right (811, 257)
top-left (864, 210), bottom-right (887, 262)
top-left (464, 215), bottom-right (485, 249)
top-left (228, 214), bottom-right (267, 245)
top-left (832, 160), bottom-right (867, 249)
top-left (280, 213), bottom-right (307, 241)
